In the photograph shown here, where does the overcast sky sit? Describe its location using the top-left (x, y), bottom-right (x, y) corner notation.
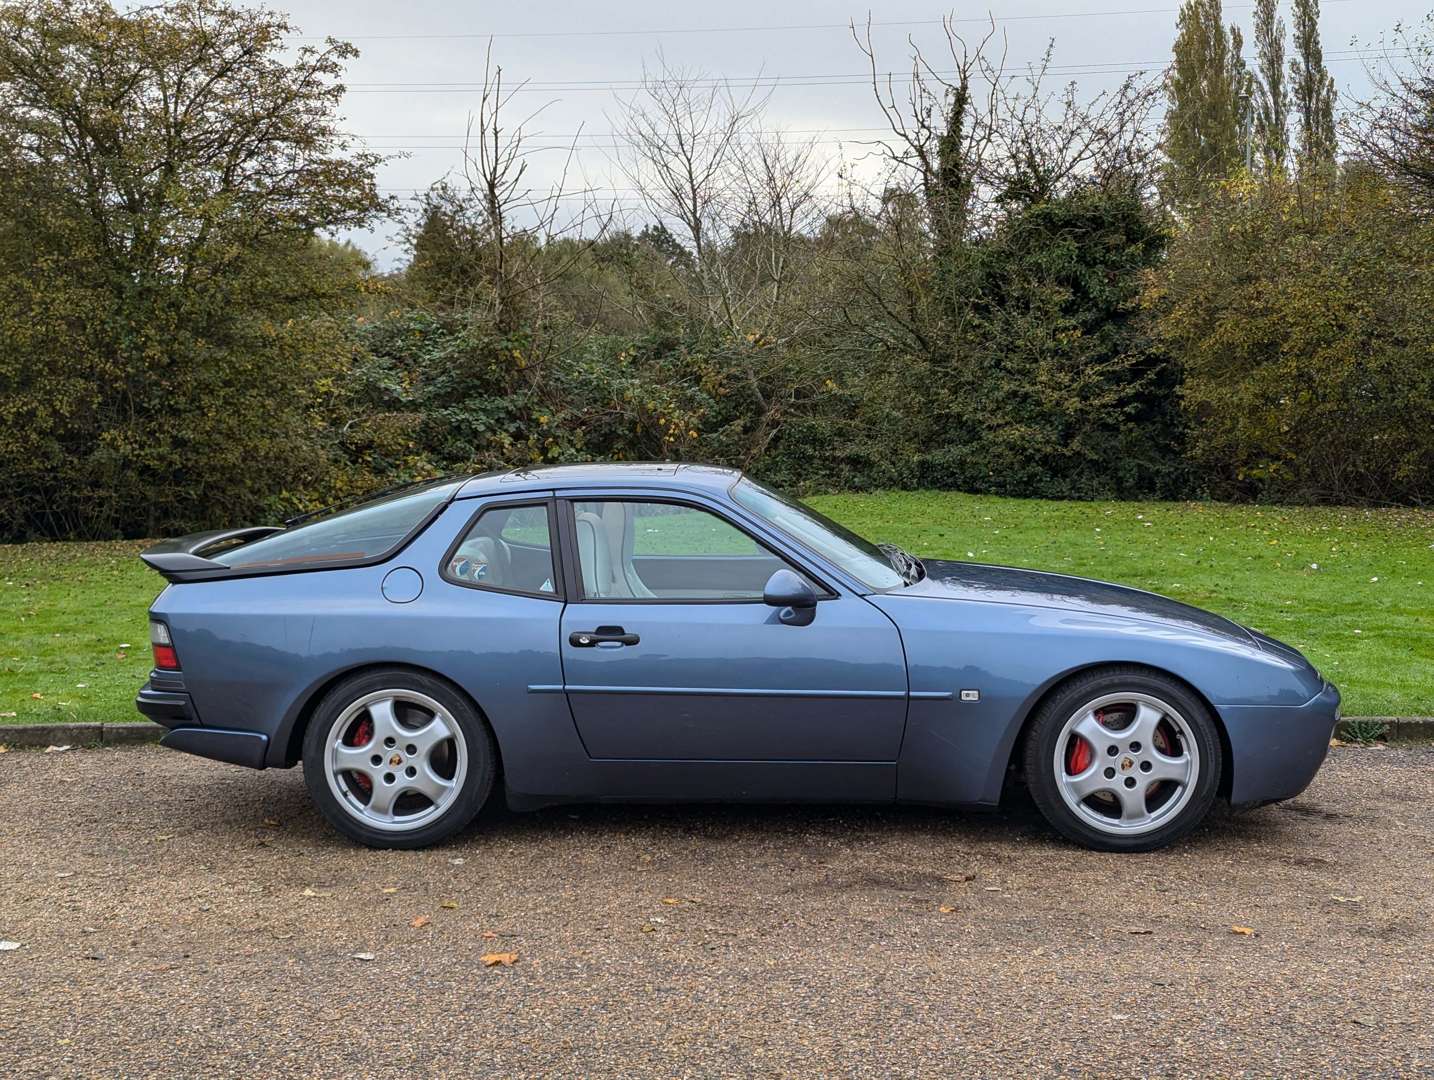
top-left (256, 0), bottom-right (1424, 266)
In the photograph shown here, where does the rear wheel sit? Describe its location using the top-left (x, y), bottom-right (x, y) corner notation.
top-left (1023, 667), bottom-right (1222, 852)
top-left (302, 668), bottom-right (495, 849)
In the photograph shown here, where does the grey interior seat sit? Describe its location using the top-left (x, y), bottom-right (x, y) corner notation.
top-left (600, 502), bottom-right (656, 598)
top-left (573, 512), bottom-right (611, 597)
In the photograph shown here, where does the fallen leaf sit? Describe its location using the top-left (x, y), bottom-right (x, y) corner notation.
top-left (660, 897), bottom-right (683, 906)
top-left (381, 886), bottom-right (399, 894)
top-left (300, 887), bottom-right (333, 899)
top-left (44, 745), bottom-right (72, 754)
top-left (1329, 738), bottom-right (1347, 748)
top-left (640, 923), bottom-right (655, 933)
top-left (0, 941), bottom-right (21, 951)
top-left (938, 905), bottom-right (957, 914)
top-left (155, 834), bottom-right (174, 842)
top-left (1331, 895), bottom-right (1363, 904)
top-left (480, 952), bottom-right (518, 967)
top-left (440, 900), bottom-right (458, 910)
top-left (410, 915), bottom-right (431, 929)
top-left (1231, 925), bottom-right (1256, 936)
top-left (261, 818), bottom-right (280, 829)
top-left (30, 692), bottom-right (42, 700)
top-left (481, 930), bottom-right (498, 940)
top-left (351, 952), bottom-right (375, 962)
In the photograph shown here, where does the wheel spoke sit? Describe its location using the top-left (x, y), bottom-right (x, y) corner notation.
top-left (410, 764), bottom-right (455, 804)
top-left (367, 777), bottom-right (402, 818)
top-left (1115, 782), bottom-right (1148, 823)
top-left (1147, 749), bottom-right (1193, 787)
top-left (1129, 702), bottom-right (1164, 745)
top-left (1066, 764), bottom-right (1115, 801)
top-left (366, 697), bottom-right (401, 744)
top-left (333, 743), bottom-right (376, 777)
top-left (406, 715), bottom-right (453, 758)
top-left (1070, 710), bottom-right (1109, 747)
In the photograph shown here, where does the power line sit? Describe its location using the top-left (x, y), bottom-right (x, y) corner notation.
top-left (296, 0), bottom-right (1353, 42)
top-left (339, 49), bottom-right (1397, 95)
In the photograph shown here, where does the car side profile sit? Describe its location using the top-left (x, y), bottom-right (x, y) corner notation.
top-left (136, 464), bottom-right (1341, 852)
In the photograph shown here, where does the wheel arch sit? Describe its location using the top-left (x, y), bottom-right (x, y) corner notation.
top-left (275, 661), bottom-right (504, 778)
top-left (1000, 661), bottom-right (1234, 802)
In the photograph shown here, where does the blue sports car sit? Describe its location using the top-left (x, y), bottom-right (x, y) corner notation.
top-left (136, 464), bottom-right (1340, 852)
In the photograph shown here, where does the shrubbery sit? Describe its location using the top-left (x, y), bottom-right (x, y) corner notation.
top-left (2, 0), bottom-right (1431, 541)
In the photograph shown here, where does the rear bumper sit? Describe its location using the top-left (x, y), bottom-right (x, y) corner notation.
top-left (160, 726), bottom-right (269, 769)
top-left (136, 681), bottom-right (269, 769)
top-left (1220, 681), bottom-right (1341, 806)
top-left (135, 685), bottom-right (196, 729)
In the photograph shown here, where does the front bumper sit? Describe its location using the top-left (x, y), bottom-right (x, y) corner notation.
top-left (1219, 681), bottom-right (1342, 806)
top-left (136, 680), bottom-right (269, 770)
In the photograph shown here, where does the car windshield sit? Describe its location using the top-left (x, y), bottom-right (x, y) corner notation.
top-left (730, 478), bottom-right (906, 590)
top-left (218, 478), bottom-right (461, 570)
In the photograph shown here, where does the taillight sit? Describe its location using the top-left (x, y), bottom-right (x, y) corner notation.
top-left (150, 620), bottom-right (180, 670)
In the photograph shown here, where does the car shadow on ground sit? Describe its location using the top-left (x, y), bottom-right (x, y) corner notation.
top-left (162, 751), bottom-right (1307, 860)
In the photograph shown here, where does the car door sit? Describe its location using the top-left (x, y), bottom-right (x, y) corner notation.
top-left (556, 494), bottom-right (908, 761)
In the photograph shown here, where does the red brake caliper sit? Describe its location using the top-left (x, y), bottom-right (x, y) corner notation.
top-left (1067, 710), bottom-right (1097, 774)
top-left (348, 717), bottom-right (373, 796)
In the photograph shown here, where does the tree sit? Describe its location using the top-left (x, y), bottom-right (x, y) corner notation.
top-left (1153, 172), bottom-right (1434, 504)
top-left (1289, 0), bottom-right (1337, 168)
top-left (1162, 0), bottom-right (1253, 205)
top-left (1346, 13), bottom-right (1434, 210)
top-left (0, 0), bottom-right (387, 538)
top-left (1252, 0), bottom-right (1290, 175)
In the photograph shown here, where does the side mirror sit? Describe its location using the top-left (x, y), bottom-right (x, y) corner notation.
top-left (763, 569), bottom-right (818, 626)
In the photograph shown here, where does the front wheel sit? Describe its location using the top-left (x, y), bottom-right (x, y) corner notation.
top-left (1023, 668), bottom-right (1223, 852)
top-left (302, 668), bottom-right (496, 849)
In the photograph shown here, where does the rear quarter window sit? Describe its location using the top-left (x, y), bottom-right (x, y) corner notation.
top-left (219, 480), bottom-right (460, 570)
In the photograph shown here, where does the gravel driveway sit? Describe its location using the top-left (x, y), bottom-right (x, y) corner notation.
top-left (1, 744), bottom-right (1431, 1078)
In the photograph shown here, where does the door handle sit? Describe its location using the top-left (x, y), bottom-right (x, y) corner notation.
top-left (569, 626), bottom-right (640, 648)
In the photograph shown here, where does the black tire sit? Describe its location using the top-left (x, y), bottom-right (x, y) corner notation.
top-left (1022, 666), bottom-right (1223, 853)
top-left (301, 667), bottom-right (496, 849)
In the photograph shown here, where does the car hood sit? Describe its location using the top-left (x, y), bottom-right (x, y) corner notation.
top-left (892, 559), bottom-right (1255, 643)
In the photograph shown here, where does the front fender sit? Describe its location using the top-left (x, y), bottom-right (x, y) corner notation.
top-left (870, 595), bottom-right (1326, 806)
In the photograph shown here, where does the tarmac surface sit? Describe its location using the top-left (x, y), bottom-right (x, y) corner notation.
top-left (1, 743), bottom-right (1431, 1078)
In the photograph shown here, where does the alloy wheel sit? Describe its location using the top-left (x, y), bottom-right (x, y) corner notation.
top-left (322, 689), bottom-right (468, 833)
top-left (1052, 691), bottom-right (1200, 837)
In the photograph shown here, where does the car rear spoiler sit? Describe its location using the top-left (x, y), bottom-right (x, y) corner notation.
top-left (139, 526), bottom-right (285, 582)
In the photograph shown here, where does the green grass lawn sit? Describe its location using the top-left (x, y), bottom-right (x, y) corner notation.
top-left (2, 493), bottom-right (1431, 727)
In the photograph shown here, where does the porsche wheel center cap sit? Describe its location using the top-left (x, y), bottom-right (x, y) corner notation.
top-left (390, 753), bottom-right (403, 767)
top-left (1119, 756), bottom-right (1135, 773)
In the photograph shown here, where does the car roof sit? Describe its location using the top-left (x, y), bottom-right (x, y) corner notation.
top-left (454, 462), bottom-right (744, 499)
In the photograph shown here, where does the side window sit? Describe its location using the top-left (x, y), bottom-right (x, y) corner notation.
top-left (446, 503), bottom-right (557, 596)
top-left (572, 500), bottom-right (801, 601)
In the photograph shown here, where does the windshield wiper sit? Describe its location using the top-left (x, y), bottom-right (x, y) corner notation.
top-left (878, 542), bottom-right (926, 586)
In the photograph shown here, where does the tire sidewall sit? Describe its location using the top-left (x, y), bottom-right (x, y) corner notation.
top-left (302, 668), bottom-right (495, 849)
top-left (1025, 669), bottom-right (1222, 853)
